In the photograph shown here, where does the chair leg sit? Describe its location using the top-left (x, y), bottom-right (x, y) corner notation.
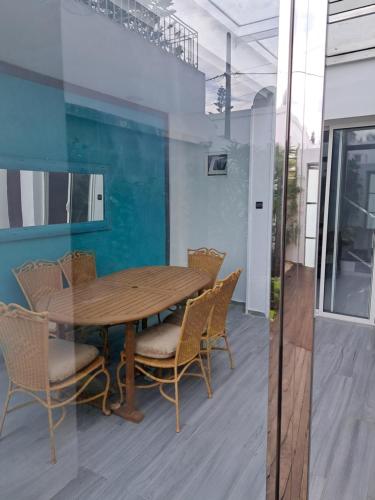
top-left (102, 368), bottom-right (111, 415)
top-left (46, 397), bottom-right (57, 464)
top-left (157, 313), bottom-right (162, 325)
top-left (206, 341), bottom-right (212, 389)
top-left (0, 380), bottom-right (12, 437)
top-left (198, 355), bottom-right (212, 399)
top-left (224, 333), bottom-right (235, 370)
top-left (174, 370), bottom-right (180, 433)
top-left (100, 327), bottom-right (110, 362)
top-left (116, 359), bottom-right (125, 405)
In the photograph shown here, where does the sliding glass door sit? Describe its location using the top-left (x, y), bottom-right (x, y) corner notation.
top-left (320, 126), bottom-right (375, 320)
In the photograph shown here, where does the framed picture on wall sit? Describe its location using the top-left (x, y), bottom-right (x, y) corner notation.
top-left (207, 153), bottom-right (228, 176)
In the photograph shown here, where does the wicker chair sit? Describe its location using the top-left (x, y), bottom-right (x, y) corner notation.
top-left (12, 260), bottom-right (63, 335)
top-left (166, 269), bottom-right (242, 389)
top-left (160, 247), bottom-right (226, 325)
top-left (58, 250), bottom-right (96, 287)
top-left (187, 247), bottom-right (226, 288)
top-left (116, 286), bottom-right (221, 432)
top-left (58, 251), bottom-right (109, 360)
top-left (202, 269), bottom-right (242, 387)
top-left (12, 260), bottom-right (63, 311)
top-left (0, 303), bottom-right (110, 464)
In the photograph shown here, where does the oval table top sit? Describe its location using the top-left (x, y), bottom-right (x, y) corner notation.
top-left (36, 266), bottom-right (212, 326)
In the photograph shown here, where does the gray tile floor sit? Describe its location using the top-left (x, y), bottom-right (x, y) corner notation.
top-left (2, 309), bottom-right (372, 500)
top-left (0, 305), bottom-right (269, 500)
top-left (309, 317), bottom-right (375, 500)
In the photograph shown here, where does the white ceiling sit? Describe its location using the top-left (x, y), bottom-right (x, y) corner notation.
top-left (207, 0), bottom-right (279, 27)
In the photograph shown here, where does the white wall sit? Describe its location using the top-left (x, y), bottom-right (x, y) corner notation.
top-left (325, 0), bottom-right (375, 121)
top-left (0, 0), bottom-right (65, 79)
top-left (246, 89), bottom-right (275, 315)
top-left (325, 59), bottom-right (375, 122)
top-left (60, 0), bottom-right (206, 115)
top-left (327, 0), bottom-right (375, 65)
top-left (169, 111), bottom-right (251, 303)
top-left (0, 0), bottom-right (205, 117)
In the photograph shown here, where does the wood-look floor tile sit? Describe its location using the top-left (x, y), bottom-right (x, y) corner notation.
top-left (0, 305), bottom-right (269, 500)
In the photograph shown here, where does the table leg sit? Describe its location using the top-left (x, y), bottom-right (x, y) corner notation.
top-left (112, 322), bottom-right (144, 423)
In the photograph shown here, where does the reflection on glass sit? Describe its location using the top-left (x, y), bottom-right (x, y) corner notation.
top-left (323, 127), bottom-right (375, 318)
top-left (0, 170), bottom-right (104, 229)
top-left (0, 0), bottom-right (284, 496)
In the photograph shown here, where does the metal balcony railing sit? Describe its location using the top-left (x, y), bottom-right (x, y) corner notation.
top-left (78, 0), bottom-right (199, 69)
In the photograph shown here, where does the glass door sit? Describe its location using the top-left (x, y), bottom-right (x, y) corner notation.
top-left (321, 126), bottom-right (375, 320)
top-left (0, 1), bottom-right (284, 498)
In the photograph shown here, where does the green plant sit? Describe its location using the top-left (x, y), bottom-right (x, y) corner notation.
top-left (272, 145), bottom-right (301, 275)
top-left (270, 276), bottom-right (281, 320)
top-left (214, 86), bottom-right (226, 113)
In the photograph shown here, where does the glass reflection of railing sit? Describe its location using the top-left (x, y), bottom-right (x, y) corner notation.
top-left (343, 196), bottom-right (375, 219)
top-left (78, 0), bottom-right (199, 69)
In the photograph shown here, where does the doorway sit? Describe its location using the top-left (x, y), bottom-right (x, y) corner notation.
top-left (319, 125), bottom-right (375, 323)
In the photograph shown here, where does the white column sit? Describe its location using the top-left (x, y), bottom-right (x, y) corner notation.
top-left (246, 88), bottom-right (276, 316)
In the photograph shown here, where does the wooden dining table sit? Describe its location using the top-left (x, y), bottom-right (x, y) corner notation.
top-left (36, 265), bottom-right (212, 423)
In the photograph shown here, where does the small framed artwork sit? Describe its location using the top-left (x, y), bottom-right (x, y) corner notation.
top-left (207, 154), bottom-right (228, 176)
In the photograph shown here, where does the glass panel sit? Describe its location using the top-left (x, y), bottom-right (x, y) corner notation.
top-left (311, 4), bottom-right (375, 493)
top-left (347, 128), bottom-right (375, 146)
top-left (323, 127), bottom-right (375, 319)
top-left (0, 0), bottom-right (283, 497)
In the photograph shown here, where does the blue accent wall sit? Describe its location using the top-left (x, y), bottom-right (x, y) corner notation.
top-left (0, 71), bottom-right (168, 305)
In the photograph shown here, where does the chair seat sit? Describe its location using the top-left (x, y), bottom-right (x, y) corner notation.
top-left (135, 323), bottom-right (181, 359)
top-left (48, 338), bottom-right (99, 383)
top-left (135, 354), bottom-right (176, 368)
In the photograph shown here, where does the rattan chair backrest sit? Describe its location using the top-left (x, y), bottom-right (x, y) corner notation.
top-left (187, 248), bottom-right (226, 286)
top-left (12, 261), bottom-right (63, 311)
top-left (176, 285), bottom-right (221, 366)
top-left (207, 269), bottom-right (242, 338)
top-left (0, 303), bottom-right (49, 391)
top-left (58, 250), bottom-right (97, 287)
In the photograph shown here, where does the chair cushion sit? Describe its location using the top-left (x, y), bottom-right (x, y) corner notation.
top-left (135, 323), bottom-right (181, 359)
top-left (48, 338), bottom-right (99, 383)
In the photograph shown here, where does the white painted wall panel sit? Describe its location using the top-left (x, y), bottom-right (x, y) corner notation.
top-left (327, 13), bottom-right (375, 57)
top-left (329, 0), bottom-right (375, 15)
top-left (325, 59), bottom-right (375, 121)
